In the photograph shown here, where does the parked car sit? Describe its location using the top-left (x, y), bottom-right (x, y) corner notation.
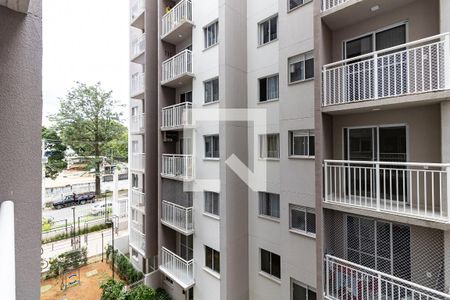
top-left (91, 202), bottom-right (113, 216)
top-left (52, 192), bottom-right (96, 209)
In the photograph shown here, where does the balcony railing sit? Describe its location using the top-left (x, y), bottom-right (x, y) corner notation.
top-left (161, 154), bottom-right (194, 180)
top-left (162, 50), bottom-right (193, 84)
top-left (161, 200), bottom-right (193, 234)
top-left (161, 0), bottom-right (193, 37)
top-left (160, 247), bottom-right (194, 288)
top-left (131, 189), bottom-right (145, 210)
top-left (131, 153), bottom-right (145, 171)
top-left (131, 72), bottom-right (145, 97)
top-left (321, 0), bottom-right (349, 12)
top-left (131, 33), bottom-right (145, 59)
top-left (323, 160), bottom-right (450, 223)
top-left (130, 0), bottom-right (145, 22)
top-left (130, 227), bottom-right (145, 253)
top-left (161, 102), bottom-right (192, 130)
top-left (130, 113), bottom-right (145, 133)
top-left (322, 33), bottom-right (450, 107)
top-left (325, 255), bottom-right (450, 300)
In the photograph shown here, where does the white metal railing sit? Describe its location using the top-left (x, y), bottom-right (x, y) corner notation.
top-left (161, 102), bottom-right (192, 130)
top-left (131, 72), bottom-right (145, 96)
top-left (161, 0), bottom-right (193, 37)
top-left (321, 0), bottom-right (349, 12)
top-left (131, 33), bottom-right (145, 59)
top-left (0, 201), bottom-right (15, 300)
top-left (131, 153), bottom-right (145, 171)
top-left (325, 255), bottom-right (450, 300)
top-left (162, 50), bottom-right (193, 83)
top-left (130, 0), bottom-right (145, 22)
top-left (161, 154), bottom-right (194, 180)
top-left (130, 227), bottom-right (145, 253)
top-left (131, 189), bottom-right (145, 209)
top-left (160, 247), bottom-right (194, 287)
top-left (322, 33), bottom-right (450, 107)
top-left (130, 113), bottom-right (145, 133)
top-left (323, 160), bottom-right (450, 223)
top-left (161, 200), bottom-right (193, 233)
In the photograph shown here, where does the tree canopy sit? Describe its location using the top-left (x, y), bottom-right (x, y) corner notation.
top-left (42, 127), bottom-right (67, 179)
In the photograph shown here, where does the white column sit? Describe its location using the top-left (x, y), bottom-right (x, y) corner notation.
top-left (0, 201), bottom-right (15, 300)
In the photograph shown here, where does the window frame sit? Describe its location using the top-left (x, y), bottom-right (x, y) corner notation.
top-left (205, 245), bottom-right (220, 274)
top-left (291, 278), bottom-right (317, 300)
top-left (289, 205), bottom-right (316, 237)
top-left (131, 248), bottom-right (139, 261)
top-left (288, 51), bottom-right (314, 84)
top-left (258, 15), bottom-right (278, 46)
top-left (204, 191), bottom-right (220, 217)
top-left (259, 134), bottom-right (280, 159)
top-left (204, 135), bottom-right (220, 159)
top-left (288, 0), bottom-right (312, 12)
top-left (258, 192), bottom-right (280, 219)
top-left (204, 20), bottom-right (219, 49)
top-left (258, 74), bottom-right (279, 102)
top-left (289, 130), bottom-right (315, 158)
top-left (260, 248), bottom-right (281, 280)
top-left (204, 77), bottom-right (220, 104)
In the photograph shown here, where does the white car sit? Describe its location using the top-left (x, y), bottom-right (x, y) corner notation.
top-left (91, 202), bottom-right (113, 215)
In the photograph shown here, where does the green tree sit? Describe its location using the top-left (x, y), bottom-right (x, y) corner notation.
top-left (51, 82), bottom-right (125, 195)
top-left (100, 279), bottom-right (126, 300)
top-left (104, 128), bottom-right (128, 162)
top-left (42, 127), bottom-right (67, 179)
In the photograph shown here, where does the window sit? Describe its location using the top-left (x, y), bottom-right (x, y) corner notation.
top-left (132, 174), bottom-right (139, 188)
top-left (259, 75), bottom-right (279, 102)
top-left (205, 246), bottom-right (220, 274)
top-left (180, 91), bottom-right (192, 103)
top-left (204, 21), bottom-right (219, 48)
top-left (289, 0), bottom-right (312, 11)
top-left (289, 52), bottom-right (314, 83)
top-left (131, 106), bottom-right (138, 116)
top-left (260, 134), bottom-right (280, 159)
top-left (259, 15), bottom-right (278, 45)
top-left (204, 191), bottom-right (220, 216)
top-left (291, 279), bottom-right (316, 300)
top-left (289, 205), bottom-right (316, 235)
top-left (131, 249), bottom-right (139, 260)
top-left (289, 130), bottom-right (315, 157)
top-left (204, 135), bottom-right (219, 158)
top-left (179, 234), bottom-right (193, 261)
top-left (260, 249), bottom-right (280, 279)
top-left (259, 192), bottom-right (280, 219)
top-left (204, 78), bottom-right (219, 103)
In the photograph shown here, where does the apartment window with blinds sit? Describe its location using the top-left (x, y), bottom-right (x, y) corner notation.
top-left (260, 249), bottom-right (281, 279)
top-left (205, 246), bottom-right (220, 274)
top-left (259, 74), bottom-right (279, 102)
top-left (289, 0), bottom-right (312, 11)
top-left (259, 192), bottom-right (280, 219)
top-left (289, 52), bottom-right (314, 83)
top-left (291, 279), bottom-right (316, 300)
top-left (259, 15), bottom-right (278, 45)
top-left (204, 135), bottom-right (219, 158)
top-left (204, 78), bottom-right (219, 103)
top-left (260, 134), bottom-right (280, 159)
top-left (289, 205), bottom-right (316, 236)
top-left (204, 21), bottom-right (219, 49)
top-left (289, 130), bottom-right (315, 157)
top-left (204, 191), bottom-right (219, 217)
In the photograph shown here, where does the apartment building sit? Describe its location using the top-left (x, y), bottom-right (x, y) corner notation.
top-left (129, 0), bottom-right (450, 299)
top-left (0, 0), bottom-right (42, 299)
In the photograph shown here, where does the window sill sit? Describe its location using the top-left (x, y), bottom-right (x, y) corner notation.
top-left (288, 155), bottom-right (315, 160)
top-left (258, 215), bottom-right (280, 223)
top-left (203, 212), bottom-right (220, 221)
top-left (258, 38), bottom-right (279, 48)
top-left (203, 157), bottom-right (220, 161)
top-left (203, 100), bottom-right (220, 107)
top-left (288, 77), bottom-right (314, 86)
top-left (287, 0), bottom-right (313, 14)
top-left (289, 228), bottom-right (316, 239)
top-left (258, 157), bottom-right (280, 161)
top-left (258, 271), bottom-right (281, 284)
top-left (203, 43), bottom-right (219, 52)
top-left (203, 267), bottom-right (221, 280)
top-left (257, 98), bottom-right (279, 104)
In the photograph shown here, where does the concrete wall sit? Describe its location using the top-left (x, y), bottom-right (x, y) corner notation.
top-left (0, 2), bottom-right (42, 299)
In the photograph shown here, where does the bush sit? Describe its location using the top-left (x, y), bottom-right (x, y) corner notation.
top-left (99, 280), bottom-right (171, 300)
top-left (126, 284), bottom-right (156, 300)
top-left (106, 245), bottom-right (143, 284)
top-left (155, 288), bottom-right (171, 300)
top-left (45, 247), bottom-right (88, 280)
top-left (100, 279), bottom-right (126, 300)
top-left (42, 222), bottom-right (112, 244)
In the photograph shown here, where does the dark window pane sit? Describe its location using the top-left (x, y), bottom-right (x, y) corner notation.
top-left (308, 136), bottom-right (315, 156)
top-left (205, 136), bottom-right (212, 157)
top-left (290, 61), bottom-right (304, 82)
top-left (262, 21), bottom-right (269, 44)
top-left (292, 282), bottom-right (306, 300)
top-left (289, 0), bottom-right (304, 10)
top-left (261, 249), bottom-right (271, 274)
top-left (271, 253), bottom-right (281, 278)
top-left (213, 250), bottom-right (220, 273)
top-left (305, 58), bottom-right (314, 79)
top-left (213, 135), bottom-right (220, 158)
top-left (291, 209), bottom-right (306, 231)
top-left (259, 78), bottom-right (267, 101)
top-left (376, 24), bottom-right (406, 51)
top-left (308, 289), bottom-right (316, 300)
top-left (205, 247), bottom-right (213, 269)
top-left (212, 78), bottom-right (219, 101)
top-left (306, 212), bottom-right (316, 234)
top-left (270, 17), bottom-right (277, 40)
top-left (345, 35), bottom-right (373, 59)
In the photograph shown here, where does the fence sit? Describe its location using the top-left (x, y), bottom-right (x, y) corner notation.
top-left (161, 0), bottom-right (192, 37)
top-left (161, 50), bottom-right (193, 83)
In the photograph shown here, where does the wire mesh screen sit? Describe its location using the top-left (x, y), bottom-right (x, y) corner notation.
top-left (323, 209), bottom-right (450, 299)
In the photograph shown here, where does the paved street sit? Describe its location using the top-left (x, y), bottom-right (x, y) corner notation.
top-left (42, 198), bottom-right (112, 221)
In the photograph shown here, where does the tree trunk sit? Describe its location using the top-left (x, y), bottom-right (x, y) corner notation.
top-left (95, 140), bottom-right (101, 196)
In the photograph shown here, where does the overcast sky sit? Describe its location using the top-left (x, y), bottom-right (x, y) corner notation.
top-left (42, 0), bottom-right (129, 127)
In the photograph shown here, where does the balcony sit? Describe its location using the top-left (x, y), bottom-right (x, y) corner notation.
top-left (131, 153), bottom-right (145, 172)
top-left (160, 247), bottom-right (194, 289)
top-left (130, 113), bottom-right (145, 134)
top-left (161, 50), bottom-right (193, 88)
top-left (322, 33), bottom-right (450, 109)
top-left (161, 0), bottom-right (193, 44)
top-left (131, 72), bottom-right (145, 99)
top-left (130, 227), bottom-right (146, 254)
top-left (131, 189), bottom-right (145, 212)
top-left (324, 255), bottom-right (450, 300)
top-left (161, 200), bottom-right (193, 235)
top-left (130, 0), bottom-right (145, 29)
top-left (161, 102), bottom-right (192, 131)
top-left (131, 33), bottom-right (145, 64)
top-left (161, 154), bottom-right (194, 181)
top-left (323, 160), bottom-right (450, 223)
top-left (321, 0), bottom-right (349, 12)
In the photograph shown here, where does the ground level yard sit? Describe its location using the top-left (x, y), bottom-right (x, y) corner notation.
top-left (41, 261), bottom-right (114, 300)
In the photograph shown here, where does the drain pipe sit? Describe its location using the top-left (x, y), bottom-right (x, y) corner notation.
top-left (0, 201), bottom-right (15, 300)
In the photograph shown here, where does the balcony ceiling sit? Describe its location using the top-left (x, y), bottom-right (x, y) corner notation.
top-left (0, 0), bottom-right (30, 13)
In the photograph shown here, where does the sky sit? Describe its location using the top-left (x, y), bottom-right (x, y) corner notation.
top-left (42, 0), bottom-right (129, 127)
